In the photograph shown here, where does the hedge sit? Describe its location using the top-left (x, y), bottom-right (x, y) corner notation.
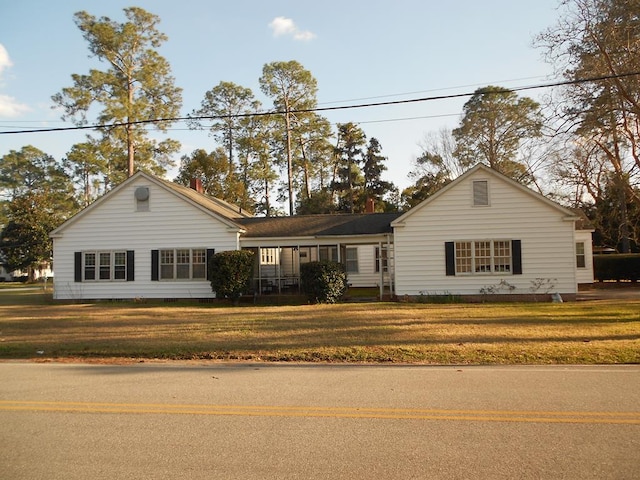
top-left (300, 261), bottom-right (348, 303)
top-left (208, 250), bottom-right (255, 303)
top-left (593, 254), bottom-right (640, 282)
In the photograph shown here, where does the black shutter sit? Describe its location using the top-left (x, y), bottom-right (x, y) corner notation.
top-left (151, 250), bottom-right (159, 281)
top-left (512, 240), bottom-right (522, 275)
top-left (74, 252), bottom-right (82, 282)
top-left (206, 248), bottom-right (215, 280)
top-left (126, 250), bottom-right (135, 281)
top-left (445, 242), bottom-right (455, 276)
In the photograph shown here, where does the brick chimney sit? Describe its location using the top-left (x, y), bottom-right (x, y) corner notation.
top-left (365, 197), bottom-right (375, 213)
top-left (190, 178), bottom-right (203, 194)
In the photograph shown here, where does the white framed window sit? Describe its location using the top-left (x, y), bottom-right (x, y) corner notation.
top-left (455, 240), bottom-right (511, 274)
top-left (345, 247), bottom-right (358, 273)
top-left (260, 248), bottom-right (279, 265)
top-left (192, 249), bottom-right (207, 279)
top-left (160, 248), bottom-right (207, 280)
top-left (473, 180), bottom-right (489, 206)
top-left (576, 242), bottom-right (586, 268)
top-left (319, 246), bottom-right (338, 262)
top-left (83, 250), bottom-right (128, 281)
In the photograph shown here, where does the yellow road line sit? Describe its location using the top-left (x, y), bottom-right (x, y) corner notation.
top-left (1, 400), bottom-right (639, 425)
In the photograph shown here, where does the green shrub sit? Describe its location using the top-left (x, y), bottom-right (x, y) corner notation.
top-left (208, 250), bottom-right (255, 303)
top-left (300, 261), bottom-right (348, 303)
top-left (594, 254), bottom-right (640, 282)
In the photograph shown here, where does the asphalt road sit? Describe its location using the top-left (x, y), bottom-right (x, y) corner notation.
top-left (1, 362), bottom-right (639, 479)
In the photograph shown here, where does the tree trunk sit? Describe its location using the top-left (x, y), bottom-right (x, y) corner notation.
top-left (284, 110), bottom-right (294, 215)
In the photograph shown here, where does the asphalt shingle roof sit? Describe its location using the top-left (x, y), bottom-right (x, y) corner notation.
top-left (157, 177), bottom-right (252, 221)
top-left (235, 213), bottom-right (403, 238)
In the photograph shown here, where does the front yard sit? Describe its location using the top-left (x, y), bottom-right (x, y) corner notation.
top-left (0, 287), bottom-right (638, 364)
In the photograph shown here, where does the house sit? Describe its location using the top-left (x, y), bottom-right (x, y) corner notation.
top-left (50, 165), bottom-right (593, 301)
top-left (391, 164), bottom-right (592, 301)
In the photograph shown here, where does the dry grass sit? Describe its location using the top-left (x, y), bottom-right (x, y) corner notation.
top-left (0, 289), bottom-right (638, 364)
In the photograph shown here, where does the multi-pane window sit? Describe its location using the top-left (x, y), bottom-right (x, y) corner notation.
top-left (319, 246), bottom-right (338, 262)
top-left (114, 251), bottom-right (127, 280)
top-left (83, 251), bottom-right (127, 281)
top-left (345, 247), bottom-right (358, 273)
top-left (176, 249), bottom-right (191, 279)
top-left (84, 253), bottom-right (96, 280)
top-left (160, 250), bottom-right (174, 280)
top-left (455, 240), bottom-right (511, 274)
top-left (260, 248), bottom-right (279, 265)
top-left (455, 241), bottom-right (472, 273)
top-left (474, 241), bottom-right (491, 272)
top-left (493, 241), bottom-right (511, 272)
top-left (576, 242), bottom-right (586, 268)
top-left (192, 249), bottom-right (206, 279)
top-left (160, 248), bottom-right (206, 280)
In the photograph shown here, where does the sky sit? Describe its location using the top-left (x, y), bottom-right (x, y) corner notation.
top-left (0, 0), bottom-right (563, 195)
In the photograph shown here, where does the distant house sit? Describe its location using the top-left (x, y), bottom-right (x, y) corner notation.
top-left (50, 165), bottom-right (593, 301)
top-left (0, 264), bottom-right (13, 282)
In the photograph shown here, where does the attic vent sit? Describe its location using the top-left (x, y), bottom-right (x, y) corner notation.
top-left (473, 180), bottom-right (489, 206)
top-left (135, 186), bottom-right (150, 211)
top-left (135, 187), bottom-right (149, 201)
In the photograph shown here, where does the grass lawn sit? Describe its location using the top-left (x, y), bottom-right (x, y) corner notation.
top-left (0, 287), bottom-right (638, 364)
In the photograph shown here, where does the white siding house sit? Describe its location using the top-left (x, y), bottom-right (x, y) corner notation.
top-left (50, 172), bottom-right (246, 300)
top-left (575, 230), bottom-right (595, 286)
top-left (50, 165), bottom-right (592, 301)
top-left (391, 164), bottom-right (585, 300)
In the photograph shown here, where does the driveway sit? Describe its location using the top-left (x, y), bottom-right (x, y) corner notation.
top-left (578, 284), bottom-right (640, 300)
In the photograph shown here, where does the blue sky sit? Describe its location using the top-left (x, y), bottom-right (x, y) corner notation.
top-left (0, 0), bottom-right (561, 192)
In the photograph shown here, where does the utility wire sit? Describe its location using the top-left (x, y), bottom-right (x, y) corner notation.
top-left (1, 71), bottom-right (638, 136)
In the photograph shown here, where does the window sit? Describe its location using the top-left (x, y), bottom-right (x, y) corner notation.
top-left (160, 250), bottom-right (174, 280)
top-left (455, 241), bottom-right (472, 273)
top-left (192, 249), bottom-right (207, 279)
top-left (473, 180), bottom-right (489, 206)
top-left (81, 250), bottom-right (130, 281)
top-left (493, 241), bottom-right (512, 272)
top-left (114, 251), bottom-right (127, 280)
top-left (260, 248), bottom-right (279, 265)
top-left (319, 246), bottom-right (338, 262)
top-left (375, 247), bottom-right (389, 273)
top-left (159, 248), bottom-right (207, 280)
top-left (345, 247), bottom-right (358, 273)
top-left (576, 242), bottom-right (586, 268)
top-left (84, 253), bottom-right (96, 280)
top-left (454, 240), bottom-right (511, 274)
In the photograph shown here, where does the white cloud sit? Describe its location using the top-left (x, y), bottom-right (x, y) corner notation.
top-left (269, 16), bottom-right (316, 41)
top-left (0, 44), bottom-right (13, 78)
top-left (0, 44), bottom-right (29, 117)
top-left (0, 94), bottom-right (31, 117)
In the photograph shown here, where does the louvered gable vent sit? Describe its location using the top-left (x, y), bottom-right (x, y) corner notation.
top-left (473, 180), bottom-right (489, 206)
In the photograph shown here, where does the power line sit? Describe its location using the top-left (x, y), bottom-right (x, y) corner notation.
top-left (316, 75), bottom-right (550, 105)
top-left (1, 71), bottom-right (638, 136)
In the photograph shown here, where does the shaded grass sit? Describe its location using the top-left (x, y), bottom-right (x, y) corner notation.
top-left (0, 292), bottom-right (638, 364)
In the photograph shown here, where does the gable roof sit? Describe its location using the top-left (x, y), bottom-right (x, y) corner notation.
top-left (50, 171), bottom-right (248, 237)
top-left (391, 163), bottom-right (578, 227)
top-left (236, 213), bottom-right (402, 238)
top-left (154, 176), bottom-right (252, 220)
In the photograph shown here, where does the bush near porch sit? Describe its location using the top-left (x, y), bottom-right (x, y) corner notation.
top-left (300, 261), bottom-right (348, 303)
